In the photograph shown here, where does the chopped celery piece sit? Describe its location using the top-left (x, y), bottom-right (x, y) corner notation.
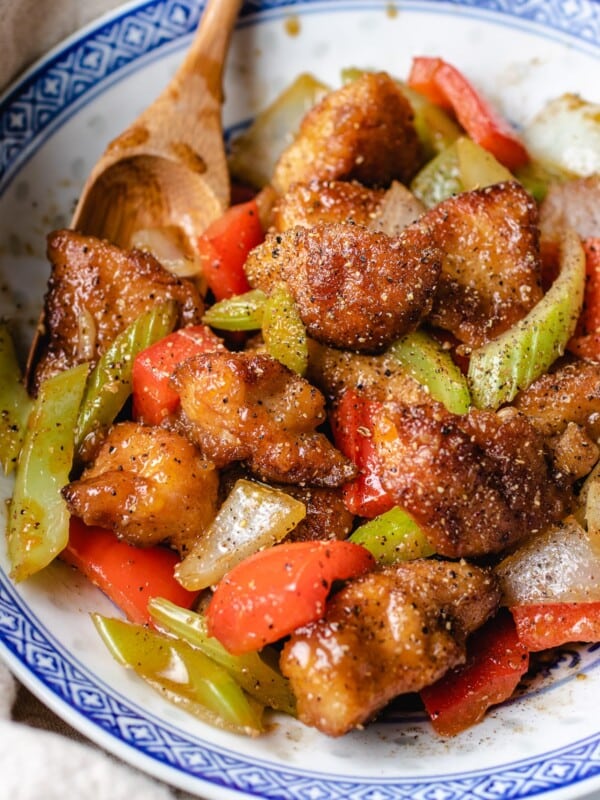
top-left (175, 479), bottom-right (306, 590)
top-left (93, 614), bottom-right (263, 735)
top-left (398, 82), bottom-right (462, 160)
top-left (149, 598), bottom-right (296, 715)
top-left (202, 289), bottom-right (266, 331)
top-left (262, 284), bottom-right (308, 375)
top-left (228, 74), bottom-right (330, 188)
top-left (468, 228), bottom-right (585, 409)
top-left (7, 363), bottom-right (88, 581)
top-left (350, 507), bottom-right (435, 564)
top-left (0, 324), bottom-right (33, 474)
top-left (388, 330), bottom-right (471, 414)
top-left (76, 301), bottom-right (177, 452)
top-left (456, 136), bottom-right (513, 190)
top-left (411, 141), bottom-right (462, 207)
top-left (514, 159), bottom-right (568, 203)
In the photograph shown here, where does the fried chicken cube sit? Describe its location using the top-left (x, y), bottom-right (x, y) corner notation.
top-left (33, 230), bottom-right (203, 391)
top-left (272, 180), bottom-right (384, 232)
top-left (63, 422), bottom-right (218, 554)
top-left (280, 559), bottom-right (500, 737)
top-left (171, 351), bottom-right (356, 487)
top-left (245, 222), bottom-right (441, 352)
top-left (373, 403), bottom-right (572, 558)
top-left (423, 182), bottom-right (543, 348)
top-left (272, 72), bottom-right (422, 194)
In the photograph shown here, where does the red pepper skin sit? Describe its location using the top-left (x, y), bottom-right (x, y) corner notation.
top-left (567, 239), bottom-right (600, 360)
top-left (132, 325), bottom-right (224, 425)
top-left (197, 199), bottom-right (264, 301)
top-left (206, 540), bottom-right (375, 655)
top-left (61, 518), bottom-right (199, 626)
top-left (510, 602), bottom-right (600, 651)
top-left (420, 610), bottom-right (529, 736)
top-left (408, 56), bottom-right (529, 171)
top-left (331, 390), bottom-right (395, 519)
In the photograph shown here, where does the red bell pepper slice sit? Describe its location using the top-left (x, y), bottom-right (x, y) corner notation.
top-left (407, 56), bottom-right (529, 171)
top-left (132, 324), bottom-right (224, 425)
top-left (206, 540), bottom-right (375, 654)
top-left (510, 602), bottom-right (600, 652)
top-left (567, 238), bottom-right (600, 360)
top-left (420, 610), bottom-right (529, 736)
top-left (331, 390), bottom-right (395, 518)
top-left (197, 199), bottom-right (264, 301)
top-left (61, 517), bottom-right (199, 626)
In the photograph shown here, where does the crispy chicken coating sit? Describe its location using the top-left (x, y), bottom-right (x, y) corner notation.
top-left (374, 403), bottom-right (572, 557)
top-left (245, 222), bottom-right (441, 352)
top-left (272, 180), bottom-right (384, 232)
top-left (280, 559), bottom-right (500, 737)
top-left (272, 72), bottom-right (421, 193)
top-left (423, 182), bottom-right (543, 348)
top-left (63, 422), bottom-right (218, 554)
top-left (171, 351), bottom-right (355, 487)
top-left (33, 230), bottom-right (203, 391)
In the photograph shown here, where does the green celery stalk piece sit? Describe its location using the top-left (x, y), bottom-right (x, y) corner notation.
top-left (398, 81), bottom-right (462, 160)
top-left (262, 284), bottom-right (308, 375)
top-left (410, 140), bottom-right (462, 207)
top-left (388, 329), bottom-right (471, 414)
top-left (350, 507), bottom-right (435, 564)
top-left (149, 597), bottom-right (296, 715)
top-left (7, 362), bottom-right (89, 581)
top-left (202, 289), bottom-right (266, 331)
top-left (0, 324), bottom-right (33, 474)
top-left (228, 73), bottom-right (330, 189)
top-left (92, 614), bottom-right (264, 736)
top-left (76, 300), bottom-right (177, 451)
top-left (455, 136), bottom-right (514, 190)
top-left (514, 159), bottom-right (569, 203)
top-left (468, 228), bottom-right (585, 409)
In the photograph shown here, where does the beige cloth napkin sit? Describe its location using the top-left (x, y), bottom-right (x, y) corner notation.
top-left (0, 8), bottom-right (198, 797)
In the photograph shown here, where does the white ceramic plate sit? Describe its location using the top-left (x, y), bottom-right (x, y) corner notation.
top-left (1, 1), bottom-right (600, 798)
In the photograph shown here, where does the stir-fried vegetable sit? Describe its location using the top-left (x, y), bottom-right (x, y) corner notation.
top-left (468, 228), bottom-right (585, 409)
top-left (262, 284), bottom-right (308, 375)
top-left (495, 516), bottom-right (600, 607)
top-left (510, 603), bottom-right (600, 651)
top-left (0, 324), bottom-right (32, 474)
top-left (63, 517), bottom-right (199, 625)
top-left (524, 93), bottom-right (600, 177)
top-left (149, 598), bottom-right (296, 715)
top-left (455, 136), bottom-right (513, 190)
top-left (197, 199), bottom-right (263, 301)
top-left (7, 363), bottom-right (88, 582)
top-left (76, 301), bottom-right (177, 454)
top-left (207, 540), bottom-right (375, 654)
top-left (421, 611), bottom-right (529, 736)
top-left (411, 141), bottom-right (462, 207)
top-left (93, 614), bottom-right (264, 735)
top-left (228, 73), bottom-right (330, 188)
top-left (202, 289), bottom-right (266, 330)
top-left (349, 506), bottom-right (435, 564)
top-left (388, 329), bottom-right (471, 414)
top-left (175, 479), bottom-right (306, 591)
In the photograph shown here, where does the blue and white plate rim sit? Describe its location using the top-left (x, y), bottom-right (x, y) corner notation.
top-left (1, 0), bottom-right (600, 798)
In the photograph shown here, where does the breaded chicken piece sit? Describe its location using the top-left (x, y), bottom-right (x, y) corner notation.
top-left (171, 351), bottom-right (355, 487)
top-left (33, 230), bottom-right (203, 391)
top-left (514, 361), bottom-right (600, 438)
top-left (307, 339), bottom-right (430, 404)
top-left (280, 559), bottom-right (500, 737)
top-left (272, 72), bottom-right (421, 194)
top-left (374, 403), bottom-right (572, 557)
top-left (245, 222), bottom-right (441, 352)
top-left (63, 422), bottom-right (218, 554)
top-left (423, 182), bottom-right (543, 349)
top-left (272, 180), bottom-right (384, 232)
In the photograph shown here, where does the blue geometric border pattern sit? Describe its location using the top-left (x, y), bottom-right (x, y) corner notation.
top-left (1, 575), bottom-right (600, 798)
top-left (1, 0), bottom-right (600, 185)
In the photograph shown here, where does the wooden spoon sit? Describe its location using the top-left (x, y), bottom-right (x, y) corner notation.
top-left (71, 0), bottom-right (243, 247)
